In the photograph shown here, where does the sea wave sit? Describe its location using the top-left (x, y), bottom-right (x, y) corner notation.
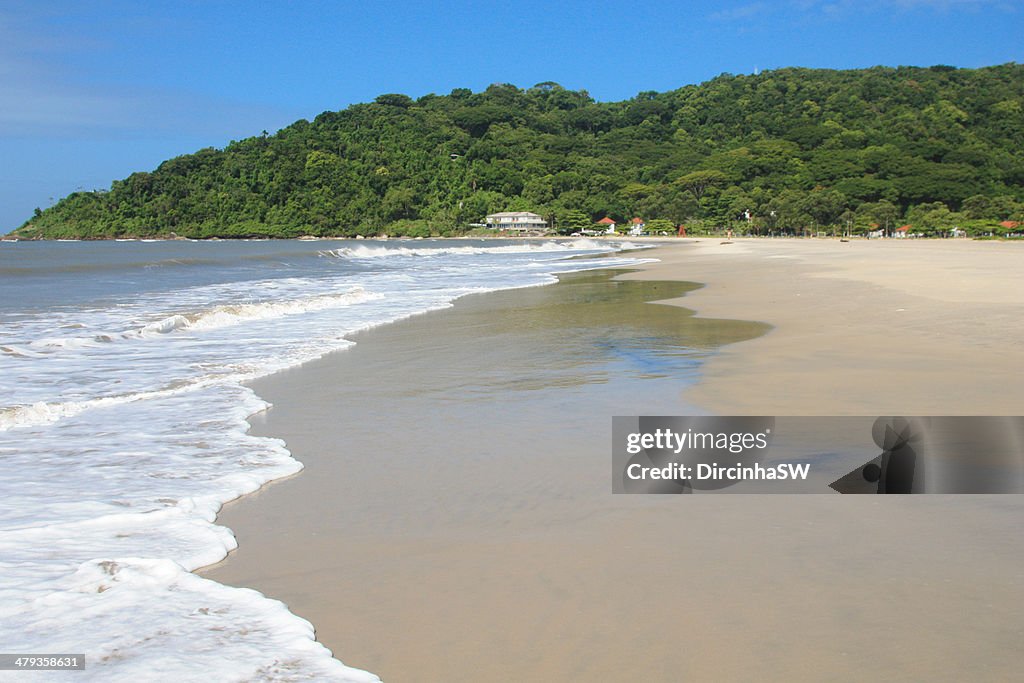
top-left (135, 287), bottom-right (380, 336)
top-left (319, 238), bottom-right (635, 259)
top-left (10, 287), bottom-right (380, 356)
top-left (0, 375), bottom-right (231, 431)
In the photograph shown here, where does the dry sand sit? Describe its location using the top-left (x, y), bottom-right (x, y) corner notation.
top-left (203, 238), bottom-right (1024, 682)
top-left (628, 237), bottom-right (1024, 414)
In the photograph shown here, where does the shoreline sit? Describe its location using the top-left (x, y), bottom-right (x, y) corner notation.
top-left (203, 239), bottom-right (1024, 682)
top-left (9, 232), bottom-right (1024, 244)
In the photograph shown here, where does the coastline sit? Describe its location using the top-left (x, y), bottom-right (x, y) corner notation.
top-left (202, 239), bottom-right (1024, 682)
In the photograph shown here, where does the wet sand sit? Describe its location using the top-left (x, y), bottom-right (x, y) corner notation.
top-left (203, 240), bottom-right (1024, 682)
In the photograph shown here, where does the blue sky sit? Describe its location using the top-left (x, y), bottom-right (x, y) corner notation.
top-left (1, 0), bottom-right (1021, 232)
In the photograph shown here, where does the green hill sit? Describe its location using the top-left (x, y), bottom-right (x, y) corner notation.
top-left (14, 64), bottom-right (1024, 239)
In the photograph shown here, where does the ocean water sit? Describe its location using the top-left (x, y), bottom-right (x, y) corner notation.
top-left (0, 238), bottom-right (653, 682)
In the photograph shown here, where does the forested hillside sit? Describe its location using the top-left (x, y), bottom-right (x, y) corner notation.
top-left (13, 64), bottom-right (1024, 239)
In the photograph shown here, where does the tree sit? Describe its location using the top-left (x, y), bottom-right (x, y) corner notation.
top-left (802, 188), bottom-right (848, 230)
top-left (838, 209), bottom-right (857, 236)
top-left (558, 210), bottom-right (592, 234)
top-left (857, 200), bottom-right (900, 232)
top-left (375, 93), bottom-right (414, 108)
top-left (674, 170), bottom-right (728, 215)
top-left (768, 191), bottom-right (814, 235)
top-left (381, 186), bottom-right (417, 222)
top-left (645, 218), bottom-right (675, 234)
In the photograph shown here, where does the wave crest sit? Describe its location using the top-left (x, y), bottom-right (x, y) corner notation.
top-left (9, 288), bottom-right (381, 357)
top-left (139, 287), bottom-right (380, 335)
top-left (320, 239), bottom-right (634, 259)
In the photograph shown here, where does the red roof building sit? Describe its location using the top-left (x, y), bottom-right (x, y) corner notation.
top-left (896, 225), bottom-right (911, 232)
top-left (597, 217), bottom-right (616, 225)
top-left (999, 221), bottom-right (1020, 229)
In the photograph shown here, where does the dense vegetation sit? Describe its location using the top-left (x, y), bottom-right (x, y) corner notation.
top-left (13, 64), bottom-right (1024, 239)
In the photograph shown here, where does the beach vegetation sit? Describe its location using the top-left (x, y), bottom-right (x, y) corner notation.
top-left (14, 64), bottom-right (1024, 240)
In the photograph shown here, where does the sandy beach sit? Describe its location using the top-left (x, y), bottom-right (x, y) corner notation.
top-left (203, 238), bottom-right (1024, 682)
top-left (629, 237), bottom-right (1024, 414)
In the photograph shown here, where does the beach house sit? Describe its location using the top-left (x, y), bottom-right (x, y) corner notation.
top-left (597, 217), bottom-right (617, 234)
top-left (485, 212), bottom-right (547, 233)
top-left (999, 221), bottom-right (1021, 237)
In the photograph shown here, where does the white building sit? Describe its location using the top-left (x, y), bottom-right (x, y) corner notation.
top-left (485, 212), bottom-right (547, 232)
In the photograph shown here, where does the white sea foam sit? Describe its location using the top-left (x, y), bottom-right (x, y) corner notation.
top-left (320, 238), bottom-right (638, 259)
top-left (11, 287), bottom-right (380, 356)
top-left (0, 239), bottom-right (655, 680)
top-left (137, 287), bottom-right (381, 336)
